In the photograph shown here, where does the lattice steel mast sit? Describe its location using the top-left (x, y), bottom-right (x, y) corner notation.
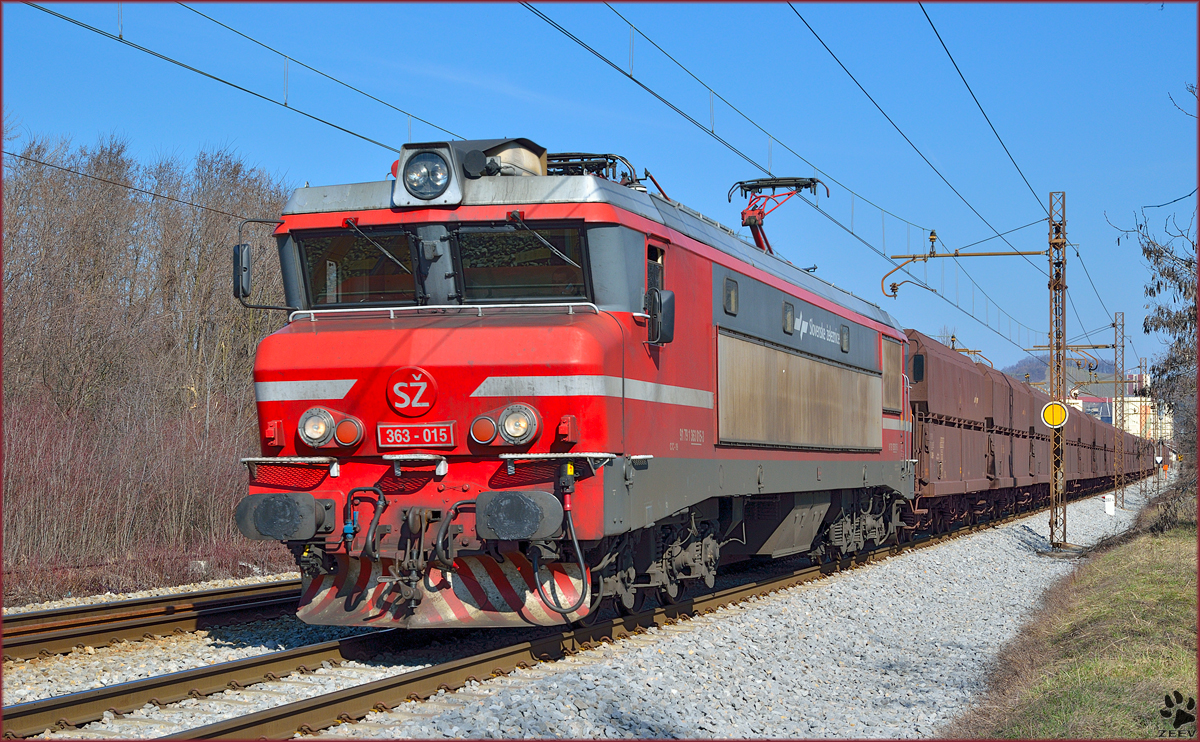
top-left (1047, 192), bottom-right (1068, 547)
top-left (1114, 312), bottom-right (1125, 507)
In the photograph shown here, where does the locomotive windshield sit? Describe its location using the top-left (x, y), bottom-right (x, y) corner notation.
top-left (456, 226), bottom-right (586, 303)
top-left (293, 224), bottom-right (588, 307)
top-left (298, 230), bottom-right (418, 306)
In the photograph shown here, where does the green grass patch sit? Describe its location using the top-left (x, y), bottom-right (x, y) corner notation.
top-left (947, 487), bottom-right (1197, 739)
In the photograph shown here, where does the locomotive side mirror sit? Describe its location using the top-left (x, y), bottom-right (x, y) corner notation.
top-left (233, 243), bottom-right (252, 300)
top-left (647, 287), bottom-right (675, 345)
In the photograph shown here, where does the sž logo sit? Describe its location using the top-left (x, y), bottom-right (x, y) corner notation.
top-left (386, 366), bottom-right (438, 417)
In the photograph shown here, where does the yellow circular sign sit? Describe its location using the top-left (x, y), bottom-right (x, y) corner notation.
top-left (1041, 401), bottom-right (1069, 429)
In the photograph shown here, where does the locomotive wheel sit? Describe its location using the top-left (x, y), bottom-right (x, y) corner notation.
top-left (658, 577), bottom-right (686, 606)
top-left (574, 591), bottom-right (608, 627)
top-left (701, 535), bottom-right (719, 589)
top-left (617, 586), bottom-right (649, 616)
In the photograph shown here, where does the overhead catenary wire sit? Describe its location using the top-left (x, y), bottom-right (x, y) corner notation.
top-left (800, 3), bottom-right (1117, 368)
top-left (604, 0), bottom-right (1051, 347)
top-left (524, 1), bottom-right (1046, 363)
top-left (176, 3), bottom-right (462, 140)
top-left (27, 2), bottom-right (404, 154)
top-left (1069, 242), bottom-right (1114, 325)
top-left (933, 236), bottom-right (1042, 345)
top-left (803, 195), bottom-right (1046, 365)
top-left (1143, 188), bottom-right (1197, 209)
top-left (601, 2), bottom-right (930, 233)
top-left (1068, 325), bottom-right (1114, 344)
top-left (919, 3), bottom-right (1119, 338)
top-left (918, 3), bottom-right (1046, 219)
top-left (787, 3), bottom-right (1047, 279)
top-left (520, 2), bottom-right (768, 176)
top-left (4, 149), bottom-right (248, 219)
top-left (1070, 241), bottom-right (1142, 361)
top-left (950, 218), bottom-right (1046, 251)
top-left (1068, 289), bottom-right (1097, 345)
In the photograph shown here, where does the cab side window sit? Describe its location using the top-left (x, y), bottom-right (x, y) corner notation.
top-left (647, 244), bottom-right (665, 292)
top-left (645, 242), bottom-right (665, 312)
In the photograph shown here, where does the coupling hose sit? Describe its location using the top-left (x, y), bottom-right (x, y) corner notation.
top-left (347, 487), bottom-right (388, 562)
top-left (434, 500), bottom-right (475, 567)
top-left (531, 509), bottom-right (590, 616)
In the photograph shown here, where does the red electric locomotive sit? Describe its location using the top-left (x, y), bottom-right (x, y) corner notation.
top-left (233, 138), bottom-right (915, 628)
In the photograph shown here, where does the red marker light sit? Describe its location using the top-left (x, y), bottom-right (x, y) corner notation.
top-left (470, 416), bottom-right (497, 445)
top-left (334, 419), bottom-right (363, 446)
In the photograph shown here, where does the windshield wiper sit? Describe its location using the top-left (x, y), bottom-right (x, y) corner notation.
top-left (505, 211), bottom-right (582, 269)
top-left (342, 218), bottom-right (412, 274)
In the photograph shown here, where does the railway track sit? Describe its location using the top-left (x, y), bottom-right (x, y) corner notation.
top-left (161, 518), bottom-right (1016, 740)
top-left (1, 580), bottom-right (301, 662)
top-left (2, 628), bottom-right (394, 739)
top-left (8, 485), bottom-right (1130, 740)
top-left (10, 504), bottom-right (1055, 740)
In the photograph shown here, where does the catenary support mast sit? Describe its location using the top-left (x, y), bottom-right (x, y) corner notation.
top-left (1114, 311), bottom-right (1125, 507)
top-left (1047, 192), bottom-right (1068, 547)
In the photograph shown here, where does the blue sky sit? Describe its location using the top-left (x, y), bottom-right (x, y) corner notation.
top-left (5, 2), bottom-right (1196, 370)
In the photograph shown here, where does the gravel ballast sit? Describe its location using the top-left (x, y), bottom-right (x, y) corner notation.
top-left (317, 483), bottom-right (1157, 739)
top-left (3, 615), bottom-right (368, 706)
top-left (8, 479), bottom-right (1164, 739)
top-left (32, 630), bottom-right (560, 739)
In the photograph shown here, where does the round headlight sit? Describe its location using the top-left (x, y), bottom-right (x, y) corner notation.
top-left (298, 408), bottom-right (335, 447)
top-left (498, 404), bottom-right (539, 445)
top-left (403, 152), bottom-right (451, 200)
top-left (503, 414), bottom-right (528, 439)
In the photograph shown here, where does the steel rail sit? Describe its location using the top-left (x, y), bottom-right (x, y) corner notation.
top-left (164, 498), bottom-right (1088, 741)
top-left (11, 479), bottom-right (1135, 739)
top-left (2, 629), bottom-right (393, 739)
top-left (2, 580), bottom-right (302, 661)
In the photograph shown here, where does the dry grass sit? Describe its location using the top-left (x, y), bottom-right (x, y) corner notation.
top-left (943, 480), bottom-right (1198, 738)
top-left (1, 541), bottom-right (292, 607)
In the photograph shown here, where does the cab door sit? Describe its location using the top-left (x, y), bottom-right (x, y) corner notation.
top-left (620, 233), bottom-right (714, 522)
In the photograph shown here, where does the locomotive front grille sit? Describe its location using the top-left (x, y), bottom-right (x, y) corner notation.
top-left (250, 464), bottom-right (328, 490)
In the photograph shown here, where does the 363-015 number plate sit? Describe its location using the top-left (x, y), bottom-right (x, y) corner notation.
top-left (377, 422), bottom-right (455, 448)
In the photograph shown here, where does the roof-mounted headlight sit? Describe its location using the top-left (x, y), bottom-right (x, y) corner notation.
top-left (298, 407), bottom-right (336, 447)
top-left (403, 152), bottom-right (450, 200)
top-left (497, 404), bottom-right (539, 445)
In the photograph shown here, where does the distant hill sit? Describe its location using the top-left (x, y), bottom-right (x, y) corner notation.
top-left (1001, 354), bottom-right (1116, 385)
top-left (1003, 355), bottom-right (1048, 383)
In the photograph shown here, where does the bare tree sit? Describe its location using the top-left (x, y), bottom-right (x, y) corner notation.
top-left (2, 132), bottom-right (293, 602)
top-left (1110, 85), bottom-right (1197, 474)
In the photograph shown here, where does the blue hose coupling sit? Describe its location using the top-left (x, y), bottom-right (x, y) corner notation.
top-left (343, 511), bottom-right (359, 540)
